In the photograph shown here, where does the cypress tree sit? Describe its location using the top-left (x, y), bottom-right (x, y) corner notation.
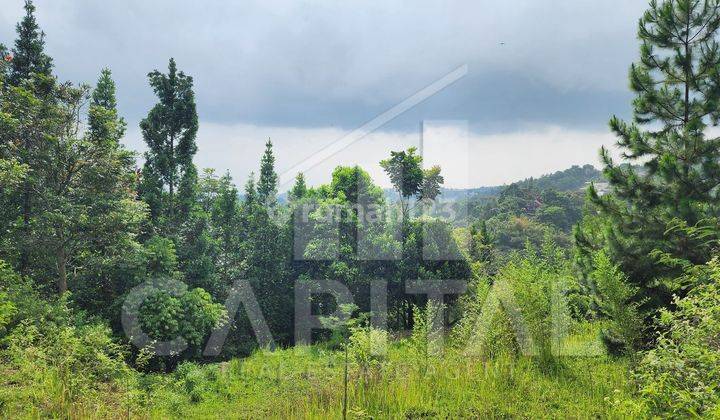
top-left (9, 0), bottom-right (52, 86)
top-left (257, 139), bottom-right (278, 205)
top-left (244, 172), bottom-right (257, 207)
top-left (88, 68), bottom-right (126, 146)
top-left (139, 58), bottom-right (199, 234)
top-left (583, 0), bottom-right (720, 312)
top-left (6, 0), bottom-right (53, 275)
top-left (290, 172), bottom-right (307, 201)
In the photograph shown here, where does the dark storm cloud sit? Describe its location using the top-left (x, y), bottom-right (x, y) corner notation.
top-left (1, 0), bottom-right (644, 132)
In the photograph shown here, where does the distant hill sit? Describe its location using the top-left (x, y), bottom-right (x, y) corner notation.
top-left (382, 164), bottom-right (603, 203)
top-left (511, 164), bottom-right (602, 192)
top-left (383, 185), bottom-right (503, 203)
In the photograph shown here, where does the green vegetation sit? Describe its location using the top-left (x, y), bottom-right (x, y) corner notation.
top-left (2, 0), bottom-right (720, 418)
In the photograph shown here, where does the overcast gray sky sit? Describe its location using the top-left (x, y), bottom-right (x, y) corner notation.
top-left (0, 0), bottom-right (648, 189)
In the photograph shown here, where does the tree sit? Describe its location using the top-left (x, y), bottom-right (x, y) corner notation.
top-left (139, 58), bottom-right (199, 234)
top-left (8, 0), bottom-right (52, 87)
top-left (0, 66), bottom-right (145, 295)
top-left (65, 70), bottom-right (145, 303)
top-left (5, 1), bottom-right (54, 276)
top-left (207, 171), bottom-right (245, 298)
top-left (88, 68), bottom-right (125, 146)
top-left (41, 78), bottom-right (144, 294)
top-left (290, 172), bottom-right (307, 201)
top-left (633, 258), bottom-right (720, 417)
top-left (243, 172), bottom-right (257, 207)
top-left (469, 220), bottom-right (494, 267)
top-left (135, 237), bottom-right (226, 365)
top-left (257, 139), bottom-right (278, 205)
top-left (581, 0), bottom-right (720, 315)
top-left (380, 147), bottom-right (444, 221)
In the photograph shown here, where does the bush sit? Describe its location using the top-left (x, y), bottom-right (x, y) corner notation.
top-left (452, 241), bottom-right (576, 365)
top-left (589, 251), bottom-right (643, 354)
top-left (347, 325), bottom-right (388, 377)
top-left (138, 284), bottom-right (227, 359)
top-left (452, 279), bottom-right (520, 359)
top-left (632, 258), bottom-right (720, 417)
top-left (408, 302), bottom-right (444, 374)
top-left (0, 260), bottom-right (136, 417)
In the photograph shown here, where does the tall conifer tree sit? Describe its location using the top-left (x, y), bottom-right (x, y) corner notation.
top-left (6, 0), bottom-right (53, 275)
top-left (88, 68), bottom-right (126, 146)
top-left (582, 0), bottom-right (720, 312)
top-left (9, 0), bottom-right (52, 87)
top-left (290, 172), bottom-right (307, 201)
top-left (139, 58), bottom-right (199, 234)
top-left (257, 139), bottom-right (278, 205)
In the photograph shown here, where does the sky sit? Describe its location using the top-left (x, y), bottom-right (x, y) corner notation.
top-left (0, 0), bottom-right (649, 189)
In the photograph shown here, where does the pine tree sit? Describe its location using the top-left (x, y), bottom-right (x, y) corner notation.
top-left (9, 0), bottom-right (52, 86)
top-left (5, 0), bottom-right (54, 275)
top-left (209, 172), bottom-right (244, 298)
top-left (290, 172), bottom-right (307, 201)
top-left (469, 220), bottom-right (494, 267)
top-left (583, 0), bottom-right (720, 312)
top-left (67, 71), bottom-right (144, 301)
top-left (244, 172), bottom-right (257, 206)
top-left (139, 58), bottom-right (199, 234)
top-left (88, 68), bottom-right (126, 146)
top-left (257, 139), bottom-right (278, 205)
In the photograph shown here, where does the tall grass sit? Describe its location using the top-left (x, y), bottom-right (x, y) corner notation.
top-left (143, 332), bottom-right (635, 419)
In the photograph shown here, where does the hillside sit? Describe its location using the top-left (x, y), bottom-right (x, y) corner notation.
top-left (382, 164), bottom-right (602, 204)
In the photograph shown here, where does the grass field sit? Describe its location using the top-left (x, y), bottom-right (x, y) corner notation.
top-left (145, 335), bottom-right (637, 419)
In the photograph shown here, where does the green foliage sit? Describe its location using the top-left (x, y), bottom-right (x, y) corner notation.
top-left (380, 147), bottom-right (424, 202)
top-left (0, 67), bottom-right (145, 295)
top-left (139, 287), bottom-right (225, 353)
top-left (347, 325), bottom-right (388, 377)
top-left (88, 68), bottom-right (126, 146)
top-left (139, 58), bottom-right (199, 234)
top-left (408, 302), bottom-right (443, 375)
top-left (0, 260), bottom-right (135, 418)
top-left (289, 172), bottom-right (307, 201)
top-left (380, 147), bottom-right (444, 219)
top-left (451, 278), bottom-right (520, 359)
top-left (8, 0), bottom-right (52, 87)
top-left (139, 338), bottom-right (634, 419)
top-left (514, 164), bottom-right (601, 191)
top-left (632, 258), bottom-right (720, 417)
top-left (257, 139), bottom-right (278, 205)
top-left (584, 0), bottom-right (720, 319)
top-left (589, 251), bottom-right (643, 354)
top-left (319, 303), bottom-right (360, 349)
top-left (5, 2), bottom-right (720, 418)
top-left (453, 241), bottom-right (580, 364)
top-left (144, 235), bottom-right (181, 278)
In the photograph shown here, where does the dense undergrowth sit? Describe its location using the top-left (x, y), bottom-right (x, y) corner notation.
top-left (0, 325), bottom-right (637, 419)
top-left (0, 254), bottom-right (645, 419)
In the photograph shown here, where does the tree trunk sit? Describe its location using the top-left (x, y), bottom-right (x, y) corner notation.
top-left (169, 133), bottom-right (175, 221)
top-left (19, 181), bottom-right (31, 275)
top-left (57, 248), bottom-right (68, 294)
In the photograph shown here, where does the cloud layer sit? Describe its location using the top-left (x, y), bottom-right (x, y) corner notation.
top-left (1, 0), bottom-right (645, 188)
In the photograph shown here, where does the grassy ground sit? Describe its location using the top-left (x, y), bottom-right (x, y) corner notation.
top-left (146, 344), bottom-right (635, 419)
top-left (0, 324), bottom-right (639, 418)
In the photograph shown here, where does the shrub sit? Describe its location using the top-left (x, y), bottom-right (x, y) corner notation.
top-left (589, 250), bottom-right (643, 354)
top-left (408, 302), bottom-right (444, 374)
top-left (0, 260), bottom-right (136, 417)
top-left (138, 285), bottom-right (227, 359)
top-left (348, 325), bottom-right (388, 377)
top-left (633, 258), bottom-right (720, 417)
top-left (452, 241), bottom-right (576, 365)
top-left (451, 279), bottom-right (519, 359)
